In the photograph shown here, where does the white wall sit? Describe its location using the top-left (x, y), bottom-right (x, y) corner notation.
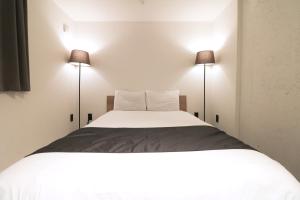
top-left (0, 0), bottom-right (77, 171)
top-left (239, 0), bottom-right (300, 179)
top-left (73, 22), bottom-right (214, 126)
top-left (206, 0), bottom-right (238, 137)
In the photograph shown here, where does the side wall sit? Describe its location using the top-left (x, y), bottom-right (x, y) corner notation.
top-left (239, 0), bottom-right (300, 179)
top-left (0, 0), bottom-right (77, 171)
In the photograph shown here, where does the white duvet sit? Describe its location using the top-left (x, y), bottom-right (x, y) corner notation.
top-left (0, 111), bottom-right (300, 200)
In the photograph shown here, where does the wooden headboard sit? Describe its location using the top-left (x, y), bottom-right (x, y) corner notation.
top-left (107, 95), bottom-right (187, 112)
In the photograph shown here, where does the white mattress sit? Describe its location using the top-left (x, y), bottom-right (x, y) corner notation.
top-left (0, 111), bottom-right (300, 200)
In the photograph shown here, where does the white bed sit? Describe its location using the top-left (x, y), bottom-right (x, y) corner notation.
top-left (0, 111), bottom-right (300, 200)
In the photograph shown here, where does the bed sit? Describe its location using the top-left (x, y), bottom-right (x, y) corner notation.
top-left (0, 95), bottom-right (299, 200)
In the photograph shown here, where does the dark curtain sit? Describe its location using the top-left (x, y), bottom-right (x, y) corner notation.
top-left (0, 0), bottom-right (30, 91)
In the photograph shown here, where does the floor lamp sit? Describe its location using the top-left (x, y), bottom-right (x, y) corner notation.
top-left (195, 50), bottom-right (215, 121)
top-left (68, 49), bottom-right (91, 129)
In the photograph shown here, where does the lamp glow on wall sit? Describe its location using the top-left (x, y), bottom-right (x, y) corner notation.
top-left (195, 50), bottom-right (215, 121)
top-left (68, 49), bottom-right (91, 129)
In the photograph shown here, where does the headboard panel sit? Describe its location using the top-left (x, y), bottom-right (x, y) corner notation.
top-left (107, 95), bottom-right (187, 112)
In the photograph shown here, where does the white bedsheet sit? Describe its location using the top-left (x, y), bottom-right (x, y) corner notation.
top-left (0, 111), bottom-right (300, 200)
top-left (86, 111), bottom-right (210, 128)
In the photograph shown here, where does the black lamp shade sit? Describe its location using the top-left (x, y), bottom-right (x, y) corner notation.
top-left (195, 50), bottom-right (215, 65)
top-left (68, 49), bottom-right (91, 66)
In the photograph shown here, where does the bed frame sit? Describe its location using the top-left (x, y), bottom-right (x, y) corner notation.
top-left (107, 95), bottom-right (187, 112)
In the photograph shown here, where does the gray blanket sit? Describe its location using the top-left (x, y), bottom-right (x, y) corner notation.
top-left (32, 126), bottom-right (253, 154)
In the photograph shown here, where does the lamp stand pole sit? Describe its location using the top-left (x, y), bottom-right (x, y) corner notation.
top-left (79, 62), bottom-right (81, 129)
top-left (203, 63), bottom-right (206, 122)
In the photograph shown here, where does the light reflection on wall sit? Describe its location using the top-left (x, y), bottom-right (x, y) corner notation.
top-left (60, 63), bottom-right (78, 80)
top-left (212, 33), bottom-right (227, 52)
top-left (208, 64), bottom-right (223, 82)
top-left (61, 31), bottom-right (100, 54)
top-left (184, 33), bottom-right (227, 54)
top-left (186, 64), bottom-right (203, 82)
top-left (185, 38), bottom-right (213, 53)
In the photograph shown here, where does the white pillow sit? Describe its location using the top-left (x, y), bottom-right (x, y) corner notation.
top-left (146, 90), bottom-right (180, 111)
top-left (114, 90), bottom-right (146, 111)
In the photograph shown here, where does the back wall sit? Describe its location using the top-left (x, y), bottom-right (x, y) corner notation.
top-left (73, 22), bottom-right (214, 126)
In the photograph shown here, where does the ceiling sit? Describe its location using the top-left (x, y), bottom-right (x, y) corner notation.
top-left (54, 0), bottom-right (233, 22)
